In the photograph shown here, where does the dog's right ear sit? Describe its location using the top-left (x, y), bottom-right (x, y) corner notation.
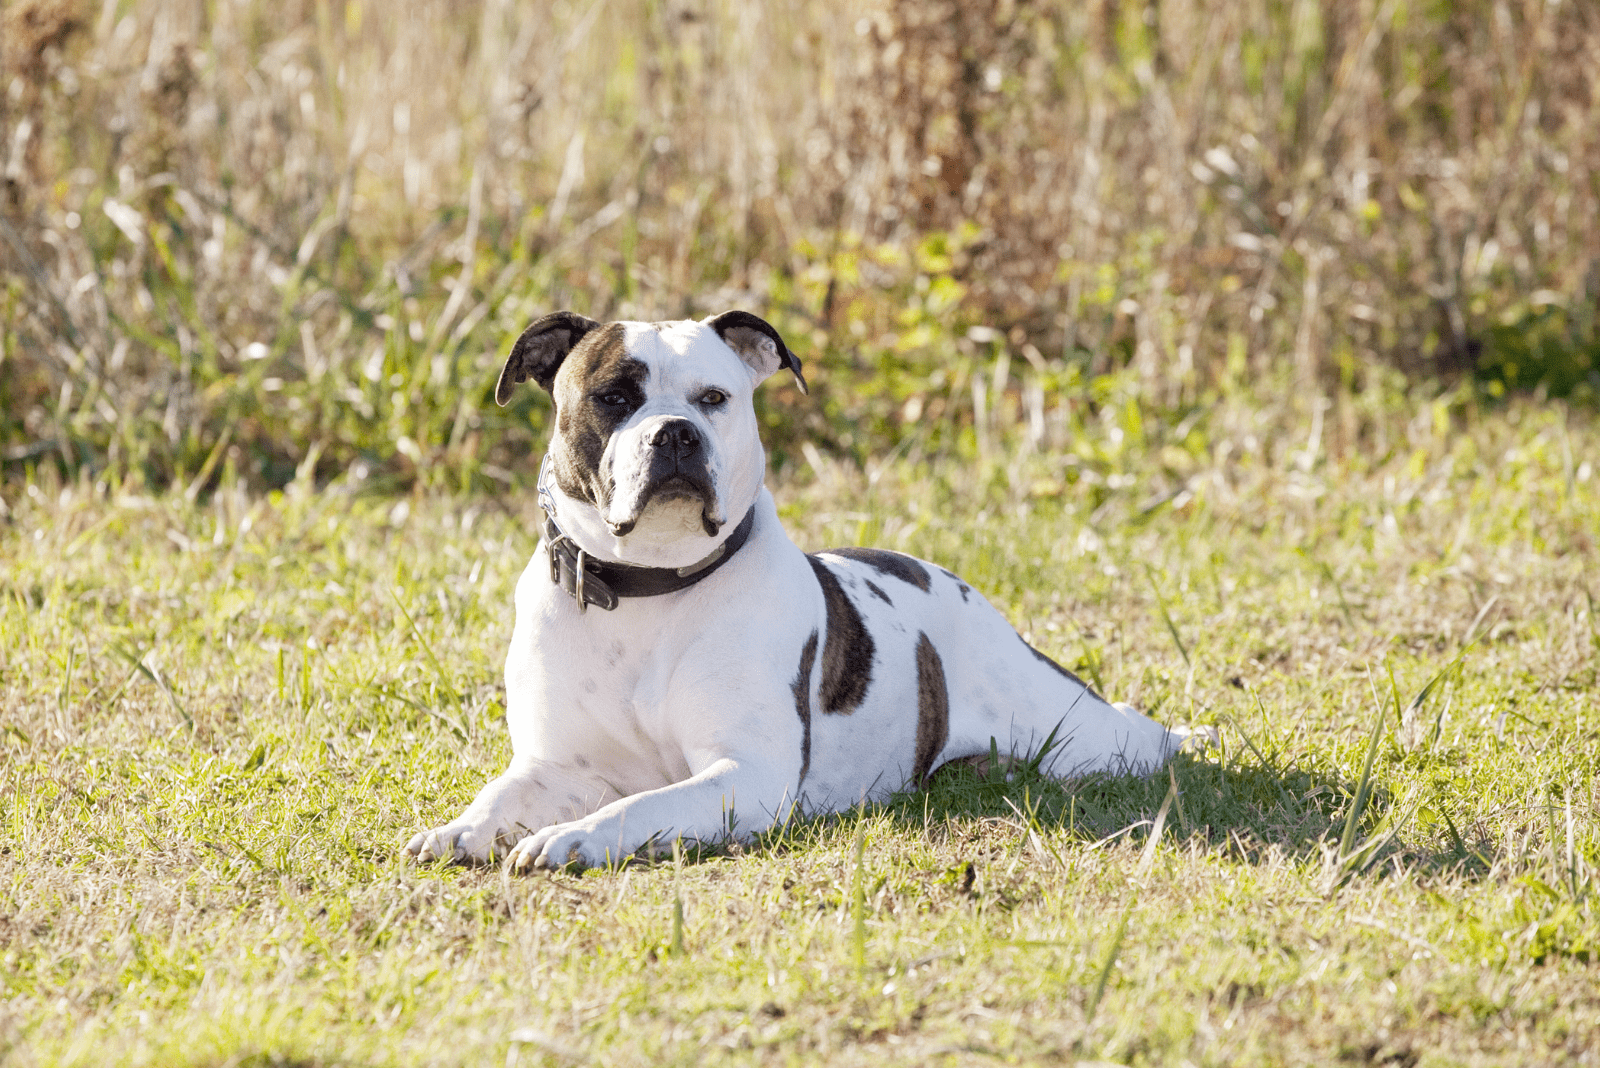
top-left (495, 312), bottom-right (601, 405)
top-left (704, 310), bottom-right (809, 394)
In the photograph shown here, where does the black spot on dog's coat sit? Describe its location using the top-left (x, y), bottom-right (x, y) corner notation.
top-left (792, 631), bottom-right (818, 788)
top-left (937, 566), bottom-right (972, 601)
top-left (913, 632), bottom-right (950, 784)
top-left (806, 555), bottom-right (874, 715)
top-left (825, 547), bottom-right (932, 592)
top-left (1020, 633), bottom-right (1100, 697)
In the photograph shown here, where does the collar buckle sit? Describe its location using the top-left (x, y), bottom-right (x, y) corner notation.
top-left (573, 546), bottom-right (587, 613)
top-left (543, 519), bottom-right (616, 612)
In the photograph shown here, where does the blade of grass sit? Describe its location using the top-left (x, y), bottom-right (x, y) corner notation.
top-left (1073, 623), bottom-right (1107, 695)
top-left (390, 586), bottom-right (462, 708)
top-left (1136, 776), bottom-right (1178, 882)
top-left (1142, 563), bottom-right (1191, 669)
top-left (1168, 763), bottom-right (1188, 836)
top-left (1462, 594), bottom-right (1500, 648)
top-left (1003, 790), bottom-right (1067, 869)
top-left (1304, 551), bottom-right (1357, 629)
top-left (1398, 639), bottom-right (1477, 752)
top-left (58, 643), bottom-right (76, 723)
top-left (110, 642), bottom-right (192, 733)
top-left (1586, 588), bottom-right (1600, 658)
top-left (851, 823), bottom-right (868, 975)
top-left (1220, 711), bottom-right (1294, 810)
top-left (183, 423), bottom-right (235, 503)
top-left (670, 837), bottom-right (686, 957)
top-left (1338, 690), bottom-right (1387, 864)
top-left (369, 683), bottom-right (467, 742)
top-left (1081, 777), bottom-right (1178, 1051)
top-left (1337, 786), bottom-right (1424, 881)
top-left (1080, 903), bottom-right (1131, 1048)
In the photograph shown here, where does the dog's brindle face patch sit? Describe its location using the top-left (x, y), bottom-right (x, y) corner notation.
top-left (547, 323), bottom-right (648, 511)
top-left (805, 555), bottom-right (875, 715)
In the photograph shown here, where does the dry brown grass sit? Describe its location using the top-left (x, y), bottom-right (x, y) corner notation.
top-left (2, 0), bottom-right (1598, 492)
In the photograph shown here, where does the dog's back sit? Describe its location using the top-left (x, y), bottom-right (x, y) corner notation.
top-left (796, 547), bottom-right (1179, 811)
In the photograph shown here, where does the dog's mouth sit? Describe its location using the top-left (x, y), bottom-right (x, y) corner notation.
top-left (650, 473), bottom-right (705, 503)
top-left (607, 470), bottom-right (722, 538)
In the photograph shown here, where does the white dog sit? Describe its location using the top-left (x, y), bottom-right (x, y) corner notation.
top-left (405, 311), bottom-right (1185, 869)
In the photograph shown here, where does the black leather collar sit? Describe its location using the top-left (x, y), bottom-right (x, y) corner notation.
top-left (542, 505), bottom-right (757, 612)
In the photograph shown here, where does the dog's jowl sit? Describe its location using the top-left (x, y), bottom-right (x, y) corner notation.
top-left (405, 311), bottom-right (1188, 870)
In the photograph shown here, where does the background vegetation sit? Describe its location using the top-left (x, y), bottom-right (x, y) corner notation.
top-left (3, 1), bottom-right (1600, 1065)
top-left (4, 0), bottom-right (1599, 492)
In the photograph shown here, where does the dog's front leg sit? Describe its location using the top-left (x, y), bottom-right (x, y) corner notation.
top-left (404, 758), bottom-right (620, 864)
top-left (506, 755), bottom-right (795, 871)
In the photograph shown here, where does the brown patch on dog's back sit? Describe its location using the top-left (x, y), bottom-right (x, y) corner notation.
top-left (913, 632), bottom-right (950, 784)
top-left (792, 631), bottom-right (818, 787)
top-left (806, 555), bottom-right (875, 715)
top-left (824, 547), bottom-right (932, 592)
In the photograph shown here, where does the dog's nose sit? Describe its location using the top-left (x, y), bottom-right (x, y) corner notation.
top-left (650, 418), bottom-right (701, 458)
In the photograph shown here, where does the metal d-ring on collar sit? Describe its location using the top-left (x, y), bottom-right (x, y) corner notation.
top-left (536, 454), bottom-right (757, 612)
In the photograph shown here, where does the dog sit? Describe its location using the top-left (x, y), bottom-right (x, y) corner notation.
top-left (404, 311), bottom-right (1187, 870)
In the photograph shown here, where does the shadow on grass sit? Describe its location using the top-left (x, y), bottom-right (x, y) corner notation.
top-left (732, 748), bottom-right (1487, 879)
top-left (774, 752), bottom-right (1358, 865)
top-left (915, 751), bottom-right (1352, 858)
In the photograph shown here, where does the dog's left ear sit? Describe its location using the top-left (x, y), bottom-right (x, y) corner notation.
top-left (496, 311), bottom-right (601, 405)
top-left (704, 310), bottom-right (808, 395)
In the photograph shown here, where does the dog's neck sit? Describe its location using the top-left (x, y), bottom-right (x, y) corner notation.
top-left (538, 453), bottom-right (753, 570)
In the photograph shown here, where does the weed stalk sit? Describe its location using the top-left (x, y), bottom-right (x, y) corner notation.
top-left (851, 823), bottom-right (868, 976)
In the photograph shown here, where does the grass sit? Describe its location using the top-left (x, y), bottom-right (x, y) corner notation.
top-left (3, 382), bottom-right (1598, 1066)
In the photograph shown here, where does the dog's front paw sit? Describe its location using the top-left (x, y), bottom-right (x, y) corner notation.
top-left (403, 819), bottom-right (517, 865)
top-left (506, 820), bottom-right (622, 873)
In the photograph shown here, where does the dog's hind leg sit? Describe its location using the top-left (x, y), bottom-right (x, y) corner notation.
top-left (944, 620), bottom-right (1185, 778)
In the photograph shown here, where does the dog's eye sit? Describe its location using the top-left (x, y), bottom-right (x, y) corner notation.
top-left (597, 390), bottom-right (630, 408)
top-left (698, 388), bottom-right (728, 407)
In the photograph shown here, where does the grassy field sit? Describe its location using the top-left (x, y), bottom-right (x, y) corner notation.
top-left (3, 382), bottom-right (1598, 1067)
top-left (4, 0), bottom-right (1599, 1063)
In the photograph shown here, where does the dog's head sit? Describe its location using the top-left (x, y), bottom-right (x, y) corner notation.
top-left (496, 310), bottom-right (805, 563)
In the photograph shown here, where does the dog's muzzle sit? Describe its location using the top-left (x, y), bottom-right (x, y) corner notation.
top-left (610, 417), bottom-right (722, 538)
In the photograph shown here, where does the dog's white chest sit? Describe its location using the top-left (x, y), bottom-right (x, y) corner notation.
top-left (503, 559), bottom-right (695, 791)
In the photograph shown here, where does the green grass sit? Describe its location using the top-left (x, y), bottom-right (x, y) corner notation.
top-left (3, 386), bottom-right (1598, 1066)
